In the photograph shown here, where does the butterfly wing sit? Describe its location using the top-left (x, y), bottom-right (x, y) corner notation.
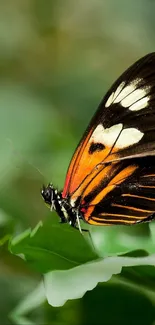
top-left (62, 53), bottom-right (155, 212)
top-left (80, 156), bottom-right (155, 225)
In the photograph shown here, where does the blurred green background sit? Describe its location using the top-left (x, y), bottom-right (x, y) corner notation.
top-left (1, 0), bottom-right (155, 324)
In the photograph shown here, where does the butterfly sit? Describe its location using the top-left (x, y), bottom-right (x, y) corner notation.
top-left (41, 52), bottom-right (155, 232)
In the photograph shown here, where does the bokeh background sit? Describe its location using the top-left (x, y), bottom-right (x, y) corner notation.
top-left (1, 0), bottom-right (155, 324)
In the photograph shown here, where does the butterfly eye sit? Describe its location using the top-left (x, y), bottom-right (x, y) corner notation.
top-left (41, 185), bottom-right (53, 205)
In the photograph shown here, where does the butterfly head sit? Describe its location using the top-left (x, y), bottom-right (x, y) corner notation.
top-left (41, 183), bottom-right (77, 226)
top-left (41, 183), bottom-right (55, 207)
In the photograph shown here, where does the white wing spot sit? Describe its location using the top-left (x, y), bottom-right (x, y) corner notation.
top-left (115, 128), bottom-right (144, 148)
top-left (114, 79), bottom-right (141, 104)
top-left (105, 81), bottom-right (125, 107)
top-left (105, 79), bottom-right (143, 108)
top-left (121, 87), bottom-right (150, 108)
top-left (105, 77), bottom-right (151, 112)
top-left (129, 96), bottom-right (150, 111)
top-left (90, 123), bottom-right (144, 150)
top-left (90, 123), bottom-right (123, 147)
top-left (113, 82), bottom-right (126, 101)
top-left (113, 84), bottom-right (135, 103)
top-left (105, 92), bottom-right (114, 108)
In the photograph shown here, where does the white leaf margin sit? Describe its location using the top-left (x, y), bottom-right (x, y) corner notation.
top-left (44, 254), bottom-right (155, 307)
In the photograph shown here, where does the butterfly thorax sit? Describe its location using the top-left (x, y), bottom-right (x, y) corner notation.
top-left (41, 184), bottom-right (77, 227)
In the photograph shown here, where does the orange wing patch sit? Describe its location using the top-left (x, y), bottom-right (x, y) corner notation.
top-left (62, 129), bottom-right (92, 197)
top-left (88, 216), bottom-right (138, 225)
top-left (69, 161), bottom-right (120, 206)
top-left (62, 128), bottom-right (121, 198)
top-left (62, 138), bottom-right (115, 198)
top-left (62, 121), bottom-right (144, 200)
top-left (82, 164), bottom-right (138, 222)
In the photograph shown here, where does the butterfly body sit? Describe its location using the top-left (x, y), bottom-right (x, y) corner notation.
top-left (41, 184), bottom-right (82, 227)
top-left (42, 53), bottom-right (155, 228)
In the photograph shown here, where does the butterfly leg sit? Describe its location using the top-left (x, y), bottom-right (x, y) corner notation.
top-left (74, 221), bottom-right (96, 251)
top-left (70, 212), bottom-right (88, 233)
top-left (76, 211), bottom-right (82, 233)
top-left (73, 225), bottom-right (89, 232)
top-left (71, 214), bottom-right (96, 250)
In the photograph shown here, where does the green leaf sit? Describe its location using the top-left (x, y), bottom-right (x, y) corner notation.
top-left (9, 216), bottom-right (98, 273)
top-left (82, 281), bottom-right (155, 325)
top-left (91, 222), bottom-right (155, 256)
top-left (44, 254), bottom-right (155, 307)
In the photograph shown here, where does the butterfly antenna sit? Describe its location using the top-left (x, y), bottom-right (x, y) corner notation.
top-left (6, 138), bottom-right (45, 179)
